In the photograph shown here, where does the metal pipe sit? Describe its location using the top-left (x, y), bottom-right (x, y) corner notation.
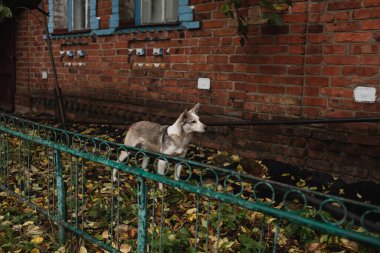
top-left (40, 0), bottom-right (66, 128)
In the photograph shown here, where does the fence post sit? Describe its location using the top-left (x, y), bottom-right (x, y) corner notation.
top-left (137, 176), bottom-right (148, 253)
top-left (54, 149), bottom-right (67, 245)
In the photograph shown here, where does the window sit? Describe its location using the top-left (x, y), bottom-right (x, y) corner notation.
top-left (72, 0), bottom-right (90, 30)
top-left (119, 0), bottom-right (178, 27)
top-left (52, 0), bottom-right (90, 32)
top-left (140, 0), bottom-right (178, 25)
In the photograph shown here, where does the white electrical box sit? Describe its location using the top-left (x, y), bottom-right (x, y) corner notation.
top-left (197, 78), bottom-right (210, 90)
top-left (41, 71), bottom-right (48, 79)
top-left (354, 86), bottom-right (376, 103)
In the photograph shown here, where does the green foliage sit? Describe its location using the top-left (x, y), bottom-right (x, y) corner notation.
top-left (0, 1), bottom-right (12, 22)
top-left (239, 234), bottom-right (264, 253)
top-left (151, 227), bottom-right (192, 252)
top-left (215, 203), bottom-right (248, 231)
top-left (223, 0), bottom-right (293, 45)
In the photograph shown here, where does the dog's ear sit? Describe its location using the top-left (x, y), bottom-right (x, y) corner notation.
top-left (189, 103), bottom-right (200, 114)
top-left (178, 109), bottom-right (188, 124)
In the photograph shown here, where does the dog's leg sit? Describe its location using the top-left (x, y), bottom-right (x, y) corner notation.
top-left (174, 164), bottom-right (182, 180)
top-left (113, 150), bottom-right (129, 182)
top-left (174, 152), bottom-right (187, 180)
top-left (141, 156), bottom-right (150, 171)
top-left (157, 159), bottom-right (167, 190)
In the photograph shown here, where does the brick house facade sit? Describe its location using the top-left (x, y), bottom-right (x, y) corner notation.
top-left (10, 0), bottom-right (380, 181)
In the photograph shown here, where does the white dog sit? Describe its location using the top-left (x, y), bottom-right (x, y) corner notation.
top-left (113, 103), bottom-right (206, 186)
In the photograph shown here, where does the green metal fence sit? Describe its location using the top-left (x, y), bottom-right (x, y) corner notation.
top-left (0, 112), bottom-right (380, 252)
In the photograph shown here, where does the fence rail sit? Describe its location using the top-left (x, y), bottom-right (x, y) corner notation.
top-left (1, 112), bottom-right (380, 252)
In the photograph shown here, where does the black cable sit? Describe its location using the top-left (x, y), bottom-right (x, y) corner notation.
top-left (206, 117), bottom-right (380, 127)
top-left (15, 114), bottom-right (380, 127)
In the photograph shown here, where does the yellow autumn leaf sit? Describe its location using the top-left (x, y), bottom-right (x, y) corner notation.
top-left (79, 246), bottom-right (88, 253)
top-left (120, 244), bottom-right (132, 253)
top-left (273, 3), bottom-right (283, 11)
top-left (102, 230), bottom-right (109, 239)
top-left (30, 248), bottom-right (40, 253)
top-left (31, 236), bottom-right (44, 244)
top-left (0, 191), bottom-right (8, 197)
top-left (186, 208), bottom-right (196, 215)
top-left (231, 155), bottom-right (240, 162)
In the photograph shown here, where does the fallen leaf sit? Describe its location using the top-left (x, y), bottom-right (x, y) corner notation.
top-left (0, 191), bottom-right (8, 197)
top-left (55, 246), bottom-right (66, 253)
top-left (102, 230), bottom-right (109, 239)
top-left (120, 244), bottom-right (132, 253)
top-left (31, 236), bottom-right (44, 244)
top-left (186, 208), bottom-right (196, 215)
top-left (23, 221), bottom-right (34, 226)
top-left (12, 224), bottom-right (22, 231)
top-left (31, 249), bottom-right (40, 253)
top-left (231, 154), bottom-right (240, 162)
top-left (296, 179), bottom-right (306, 188)
top-left (79, 246), bottom-right (88, 253)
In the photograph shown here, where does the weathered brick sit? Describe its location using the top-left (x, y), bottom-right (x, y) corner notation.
top-left (195, 2), bottom-right (218, 12)
top-left (324, 55), bottom-right (360, 65)
top-left (353, 8), bottom-right (380, 19)
top-left (364, 0), bottom-right (380, 7)
top-left (325, 22), bottom-right (360, 32)
top-left (291, 3), bottom-right (308, 13)
top-left (361, 20), bottom-right (380, 30)
top-left (261, 25), bottom-right (289, 35)
top-left (323, 66), bottom-right (340, 75)
top-left (282, 14), bottom-right (307, 23)
top-left (360, 55), bottom-right (380, 65)
top-left (258, 85), bottom-right (286, 94)
top-left (350, 44), bottom-right (380, 54)
top-left (274, 55), bottom-right (304, 65)
top-left (328, 0), bottom-right (361, 10)
top-left (310, 3), bottom-right (325, 13)
top-left (305, 66), bottom-right (321, 75)
top-left (260, 65), bottom-right (287, 75)
top-left (335, 32), bottom-right (373, 43)
top-left (342, 66), bottom-right (378, 76)
top-left (308, 24), bottom-right (324, 33)
top-left (303, 97), bottom-right (327, 106)
top-left (305, 77), bottom-right (329, 87)
top-left (289, 45), bottom-right (305, 54)
top-left (277, 35), bottom-right (306, 44)
top-left (336, 11), bottom-right (351, 21)
top-left (309, 13), bottom-right (335, 23)
top-left (323, 45), bottom-right (346, 54)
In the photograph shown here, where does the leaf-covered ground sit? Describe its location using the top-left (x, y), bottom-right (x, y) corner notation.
top-left (1, 117), bottom-right (379, 253)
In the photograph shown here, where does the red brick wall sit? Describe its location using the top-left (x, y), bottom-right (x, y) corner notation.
top-left (13, 0), bottom-right (380, 181)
